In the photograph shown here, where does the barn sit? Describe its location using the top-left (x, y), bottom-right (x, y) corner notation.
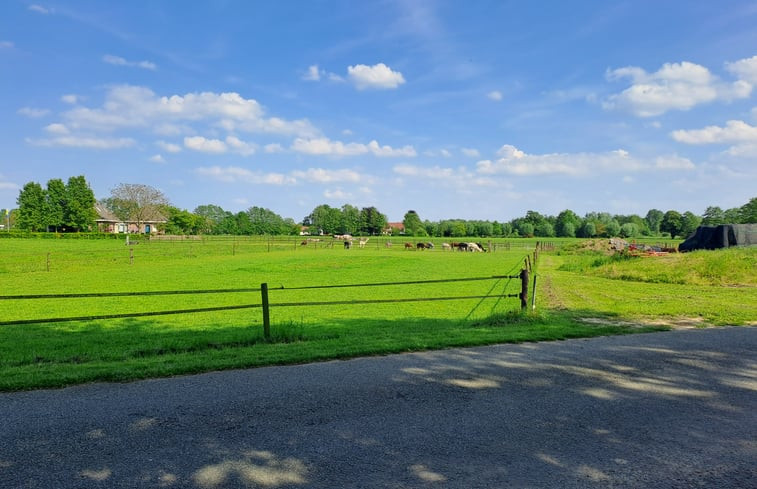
top-left (678, 224), bottom-right (757, 252)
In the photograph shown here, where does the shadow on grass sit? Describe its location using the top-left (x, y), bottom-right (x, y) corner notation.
top-left (0, 307), bottom-right (669, 391)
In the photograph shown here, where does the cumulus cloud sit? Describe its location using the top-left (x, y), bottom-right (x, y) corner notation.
top-left (291, 168), bottom-right (364, 183)
top-left (671, 120), bottom-right (757, 144)
top-left (156, 140), bottom-right (182, 153)
top-left (45, 123), bottom-right (69, 135)
top-left (59, 85), bottom-right (318, 138)
top-left (462, 148), bottom-right (480, 158)
top-left (61, 94), bottom-right (80, 104)
top-left (194, 165), bottom-right (367, 185)
top-left (303, 65), bottom-right (321, 81)
top-left (184, 136), bottom-right (227, 154)
top-left (291, 137), bottom-right (416, 157)
top-left (103, 54), bottom-right (157, 70)
top-left (195, 166), bottom-right (294, 185)
top-left (347, 63), bottom-right (406, 90)
top-left (604, 61), bottom-right (752, 117)
top-left (725, 55), bottom-right (757, 84)
top-left (149, 154), bottom-right (165, 163)
top-left (474, 144), bottom-right (689, 176)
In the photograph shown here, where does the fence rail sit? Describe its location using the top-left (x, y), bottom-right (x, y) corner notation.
top-left (0, 273), bottom-right (526, 333)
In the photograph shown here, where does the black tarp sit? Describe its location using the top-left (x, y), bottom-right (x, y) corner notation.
top-left (679, 224), bottom-right (757, 252)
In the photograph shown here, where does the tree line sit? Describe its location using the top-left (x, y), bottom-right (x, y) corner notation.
top-left (5, 175), bottom-right (756, 239)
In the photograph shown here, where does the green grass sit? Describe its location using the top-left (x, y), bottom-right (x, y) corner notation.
top-left (3, 236), bottom-right (752, 391)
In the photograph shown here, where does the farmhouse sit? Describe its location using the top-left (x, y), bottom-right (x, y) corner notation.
top-left (384, 222), bottom-right (405, 235)
top-left (94, 203), bottom-right (166, 234)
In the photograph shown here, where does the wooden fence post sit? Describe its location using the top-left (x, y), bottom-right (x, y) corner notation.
top-left (261, 282), bottom-right (271, 340)
top-left (520, 268), bottom-right (529, 311)
top-left (46, 252), bottom-right (50, 272)
top-left (130, 247), bottom-right (134, 265)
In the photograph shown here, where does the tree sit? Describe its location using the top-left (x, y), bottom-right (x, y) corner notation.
top-left (64, 176), bottom-right (97, 232)
top-left (660, 210), bottom-right (683, 238)
top-left (645, 209), bottom-right (664, 235)
top-left (16, 182), bottom-right (47, 231)
top-left (739, 197), bottom-right (757, 223)
top-left (194, 204), bottom-right (229, 234)
top-left (109, 183), bottom-right (169, 232)
top-left (247, 206), bottom-right (286, 235)
top-left (359, 206), bottom-right (387, 235)
top-left (339, 204), bottom-right (360, 235)
top-left (402, 210), bottom-right (423, 236)
top-left (555, 210), bottom-right (580, 237)
top-left (620, 223), bottom-right (639, 238)
top-left (680, 211), bottom-right (701, 238)
top-left (701, 206), bottom-right (726, 226)
top-left (305, 204), bottom-right (341, 234)
top-left (45, 178), bottom-right (66, 232)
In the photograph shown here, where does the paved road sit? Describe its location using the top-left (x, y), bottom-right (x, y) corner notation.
top-left (1, 327), bottom-right (756, 488)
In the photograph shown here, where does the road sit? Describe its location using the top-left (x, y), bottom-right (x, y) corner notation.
top-left (1, 327), bottom-right (756, 488)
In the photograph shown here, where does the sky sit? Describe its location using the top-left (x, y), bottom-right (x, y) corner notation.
top-left (1, 1), bottom-right (756, 223)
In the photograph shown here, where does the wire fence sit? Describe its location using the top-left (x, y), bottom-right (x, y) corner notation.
top-left (0, 273), bottom-right (528, 335)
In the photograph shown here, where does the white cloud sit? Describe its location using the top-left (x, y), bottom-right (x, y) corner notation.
top-left (347, 63), bottom-right (406, 90)
top-left (655, 155), bottom-right (695, 170)
top-left (28, 4), bottom-right (51, 14)
top-left (462, 148), bottom-right (480, 158)
top-left (60, 85), bottom-right (318, 137)
top-left (303, 65), bottom-right (321, 81)
top-left (225, 135), bottom-right (257, 156)
top-left (61, 94), bottom-right (80, 104)
top-left (18, 107), bottom-right (50, 118)
top-left (725, 55), bottom-right (757, 84)
top-left (26, 136), bottom-right (135, 149)
top-left (156, 140), bottom-right (182, 153)
top-left (475, 145), bottom-right (671, 176)
top-left (324, 188), bottom-right (352, 200)
top-left (604, 61), bottom-right (752, 117)
top-left (0, 41), bottom-right (14, 49)
top-left (184, 136), bottom-right (227, 153)
top-left (264, 143), bottom-right (283, 153)
top-left (103, 54), bottom-right (157, 70)
top-left (671, 120), bottom-right (757, 144)
top-left (487, 90), bottom-right (503, 101)
top-left (45, 123), bottom-right (69, 135)
top-left (149, 154), bottom-right (165, 163)
top-left (291, 168), bottom-right (364, 183)
top-left (292, 137), bottom-right (416, 157)
top-left (195, 166), bottom-right (295, 185)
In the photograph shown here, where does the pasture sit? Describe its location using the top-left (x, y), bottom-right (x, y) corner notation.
top-left (2, 235), bottom-right (752, 391)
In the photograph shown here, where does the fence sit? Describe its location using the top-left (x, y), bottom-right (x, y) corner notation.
top-left (0, 271), bottom-right (531, 338)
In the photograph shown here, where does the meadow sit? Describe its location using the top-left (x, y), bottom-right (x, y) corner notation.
top-left (1, 235), bottom-right (753, 391)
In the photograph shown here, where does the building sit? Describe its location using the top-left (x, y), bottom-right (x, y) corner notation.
top-left (94, 203), bottom-right (166, 234)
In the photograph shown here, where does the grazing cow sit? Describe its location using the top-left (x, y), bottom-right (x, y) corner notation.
top-left (467, 242), bottom-right (483, 252)
top-left (455, 242), bottom-right (468, 252)
top-left (385, 241), bottom-right (393, 248)
top-left (416, 242), bottom-right (426, 250)
top-left (404, 242), bottom-right (414, 250)
top-left (476, 242), bottom-right (487, 252)
top-left (442, 242), bottom-right (452, 251)
top-left (300, 240), bottom-right (308, 246)
top-left (344, 240), bottom-right (352, 249)
top-left (359, 237), bottom-right (370, 248)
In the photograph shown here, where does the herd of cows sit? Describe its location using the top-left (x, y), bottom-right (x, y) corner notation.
top-left (301, 235), bottom-right (488, 252)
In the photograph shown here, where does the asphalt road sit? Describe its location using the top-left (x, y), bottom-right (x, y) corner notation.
top-left (1, 327), bottom-right (756, 489)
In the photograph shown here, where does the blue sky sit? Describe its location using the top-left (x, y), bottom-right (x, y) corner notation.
top-left (2, 1), bottom-right (756, 223)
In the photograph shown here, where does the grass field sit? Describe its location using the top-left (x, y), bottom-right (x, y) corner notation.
top-left (1, 236), bottom-right (753, 391)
